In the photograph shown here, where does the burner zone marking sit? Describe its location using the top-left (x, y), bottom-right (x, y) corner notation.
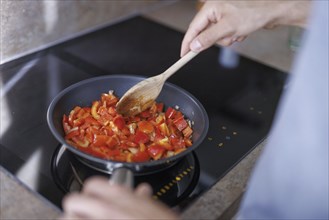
top-left (152, 166), bottom-right (194, 200)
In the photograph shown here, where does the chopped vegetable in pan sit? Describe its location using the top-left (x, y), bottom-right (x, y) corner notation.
top-left (62, 91), bottom-right (193, 162)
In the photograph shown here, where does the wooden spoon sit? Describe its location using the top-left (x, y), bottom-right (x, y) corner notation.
top-left (116, 51), bottom-right (198, 116)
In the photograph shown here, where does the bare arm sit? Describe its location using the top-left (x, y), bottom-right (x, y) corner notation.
top-left (181, 0), bottom-right (311, 56)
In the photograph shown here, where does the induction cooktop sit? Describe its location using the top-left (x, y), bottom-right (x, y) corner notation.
top-left (0, 16), bottom-right (287, 211)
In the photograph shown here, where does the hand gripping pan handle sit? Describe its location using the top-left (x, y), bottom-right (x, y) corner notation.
top-left (109, 167), bottom-right (134, 188)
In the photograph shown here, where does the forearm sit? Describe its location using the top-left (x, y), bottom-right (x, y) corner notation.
top-left (181, 0), bottom-right (312, 56)
top-left (269, 0), bottom-right (312, 28)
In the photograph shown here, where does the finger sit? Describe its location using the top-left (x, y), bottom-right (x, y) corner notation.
top-left (135, 183), bottom-right (153, 197)
top-left (190, 20), bottom-right (234, 52)
top-left (236, 36), bottom-right (247, 42)
top-left (217, 36), bottom-right (234, 47)
top-left (83, 176), bottom-right (132, 199)
top-left (62, 193), bottom-right (115, 219)
top-left (60, 213), bottom-right (86, 220)
top-left (181, 5), bottom-right (218, 56)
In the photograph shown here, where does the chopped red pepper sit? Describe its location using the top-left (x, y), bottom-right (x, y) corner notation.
top-left (93, 135), bottom-right (110, 147)
top-left (173, 116), bottom-right (188, 131)
top-left (63, 91), bottom-right (193, 162)
top-left (165, 107), bottom-right (176, 119)
top-left (134, 130), bottom-right (150, 144)
top-left (156, 103), bottom-right (164, 112)
top-left (148, 144), bottom-right (165, 160)
top-left (132, 151), bottom-right (151, 162)
top-left (65, 127), bottom-right (80, 139)
top-left (182, 126), bottom-right (193, 137)
top-left (113, 115), bottom-right (125, 130)
top-left (137, 121), bottom-right (154, 134)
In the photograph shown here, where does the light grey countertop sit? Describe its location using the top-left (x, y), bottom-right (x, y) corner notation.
top-left (0, 1), bottom-right (295, 219)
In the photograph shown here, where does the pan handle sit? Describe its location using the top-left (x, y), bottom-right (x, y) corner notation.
top-left (109, 167), bottom-right (134, 188)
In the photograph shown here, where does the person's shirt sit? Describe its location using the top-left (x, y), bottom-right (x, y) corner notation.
top-left (237, 1), bottom-right (328, 219)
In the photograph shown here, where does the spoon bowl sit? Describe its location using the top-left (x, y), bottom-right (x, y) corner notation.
top-left (116, 51), bottom-right (198, 116)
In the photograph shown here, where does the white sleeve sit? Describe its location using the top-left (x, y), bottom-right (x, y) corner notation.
top-left (237, 1), bottom-right (329, 219)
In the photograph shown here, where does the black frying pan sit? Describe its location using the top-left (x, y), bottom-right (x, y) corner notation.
top-left (47, 75), bottom-right (208, 185)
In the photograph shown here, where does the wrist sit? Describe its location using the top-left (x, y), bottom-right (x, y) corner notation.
top-left (270, 0), bottom-right (311, 28)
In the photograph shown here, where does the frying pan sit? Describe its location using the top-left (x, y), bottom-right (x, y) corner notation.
top-left (47, 75), bottom-right (209, 186)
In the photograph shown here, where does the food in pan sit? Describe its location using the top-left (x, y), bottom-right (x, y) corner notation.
top-left (62, 91), bottom-right (193, 162)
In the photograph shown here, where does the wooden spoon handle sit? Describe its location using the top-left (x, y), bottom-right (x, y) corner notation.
top-left (162, 51), bottom-right (198, 80)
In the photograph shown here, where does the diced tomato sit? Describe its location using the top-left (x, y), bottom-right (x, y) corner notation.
top-left (132, 151), bottom-right (151, 162)
top-left (165, 107), bottom-right (176, 119)
top-left (138, 121), bottom-right (154, 133)
top-left (134, 130), bottom-right (150, 144)
top-left (113, 115), bottom-right (125, 129)
top-left (148, 144), bottom-right (165, 160)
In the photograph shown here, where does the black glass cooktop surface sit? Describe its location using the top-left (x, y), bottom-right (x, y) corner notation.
top-left (0, 16), bottom-right (287, 211)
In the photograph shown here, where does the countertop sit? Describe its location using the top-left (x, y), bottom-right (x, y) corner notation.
top-left (0, 1), bottom-right (295, 219)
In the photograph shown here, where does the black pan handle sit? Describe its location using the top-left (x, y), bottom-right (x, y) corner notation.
top-left (109, 167), bottom-right (134, 188)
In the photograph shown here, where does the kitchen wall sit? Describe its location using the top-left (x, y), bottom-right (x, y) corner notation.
top-left (1, 0), bottom-right (174, 64)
